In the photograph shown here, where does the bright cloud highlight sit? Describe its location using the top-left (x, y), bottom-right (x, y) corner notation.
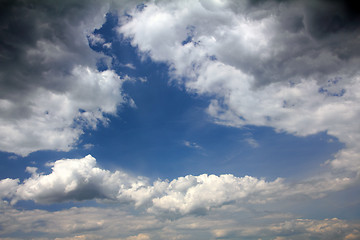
top-left (119, 0), bottom-right (360, 177)
top-left (0, 155), bottom-right (355, 217)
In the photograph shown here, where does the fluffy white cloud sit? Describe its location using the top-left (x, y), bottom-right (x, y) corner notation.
top-left (0, 155), bottom-right (354, 217)
top-left (5, 155), bottom-right (285, 211)
top-left (118, 0), bottom-right (360, 176)
top-left (0, 178), bottom-right (19, 199)
top-left (11, 155), bottom-right (150, 204)
top-left (0, 67), bottom-right (128, 156)
top-left (149, 174), bottom-right (286, 215)
top-left (0, 151), bottom-right (357, 238)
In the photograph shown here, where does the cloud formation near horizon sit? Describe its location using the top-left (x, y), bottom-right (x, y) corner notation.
top-left (1, 199), bottom-right (359, 240)
top-left (0, 155), bottom-right (354, 216)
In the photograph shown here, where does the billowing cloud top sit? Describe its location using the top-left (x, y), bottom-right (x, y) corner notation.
top-left (0, 0), bottom-right (137, 156)
top-left (118, 0), bottom-right (360, 175)
top-left (0, 155), bottom-right (353, 217)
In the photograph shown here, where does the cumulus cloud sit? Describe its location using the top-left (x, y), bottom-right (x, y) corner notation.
top-left (9, 155), bottom-right (151, 204)
top-left (0, 178), bottom-right (19, 199)
top-left (0, 155), bottom-right (355, 217)
top-left (118, 0), bottom-right (360, 176)
top-left (2, 155), bottom-right (285, 211)
top-left (0, 0), bottom-right (139, 156)
top-left (0, 66), bottom-right (129, 156)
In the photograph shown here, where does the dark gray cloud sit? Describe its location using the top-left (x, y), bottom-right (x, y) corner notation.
top-left (222, 0), bottom-right (360, 87)
top-left (0, 0), bottom-right (103, 100)
top-left (0, 0), bottom-right (136, 155)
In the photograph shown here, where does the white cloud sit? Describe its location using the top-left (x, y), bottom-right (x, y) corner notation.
top-left (87, 32), bottom-right (112, 48)
top-left (0, 199), bottom-right (359, 240)
top-left (126, 234), bottom-right (150, 240)
top-left (0, 155), bottom-right (355, 217)
top-left (118, 63), bottom-right (136, 69)
top-left (10, 155), bottom-right (150, 204)
top-left (183, 140), bottom-right (202, 149)
top-left (4, 155), bottom-right (286, 211)
top-left (0, 200), bottom-right (161, 240)
top-left (0, 66), bottom-right (129, 156)
top-left (88, 33), bottom-right (106, 46)
top-left (103, 42), bottom-right (112, 49)
top-left (83, 144), bottom-right (95, 150)
top-left (125, 63), bottom-right (136, 70)
top-left (0, 1), bottom-right (139, 156)
top-left (209, 217), bottom-right (360, 240)
top-left (118, 0), bottom-right (360, 178)
top-left (244, 137), bottom-right (259, 148)
top-left (0, 178), bottom-right (19, 199)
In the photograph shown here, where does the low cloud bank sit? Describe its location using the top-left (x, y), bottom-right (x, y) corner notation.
top-left (0, 155), bottom-right (355, 216)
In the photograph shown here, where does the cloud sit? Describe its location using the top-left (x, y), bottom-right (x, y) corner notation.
top-left (0, 0), bottom-right (139, 156)
top-left (124, 63), bottom-right (136, 70)
top-left (118, 0), bottom-right (360, 177)
top-left (244, 137), bottom-right (259, 148)
top-left (83, 143), bottom-right (95, 150)
top-left (183, 140), bottom-right (202, 149)
top-left (88, 33), bottom-right (106, 46)
top-left (88, 33), bottom-right (112, 49)
top-left (10, 155), bottom-right (151, 204)
top-left (1, 199), bottom-right (359, 240)
top-left (149, 174), bottom-right (286, 216)
top-left (0, 200), bottom-right (161, 240)
top-left (209, 217), bottom-right (360, 240)
top-left (0, 155), bottom-right (355, 217)
top-left (0, 178), bottom-right (19, 199)
top-left (261, 218), bottom-right (359, 240)
top-left (0, 66), bottom-right (129, 156)
top-left (126, 234), bottom-right (150, 240)
top-left (4, 155), bottom-right (287, 211)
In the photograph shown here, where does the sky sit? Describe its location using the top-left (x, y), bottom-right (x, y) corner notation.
top-left (0, 0), bottom-right (360, 239)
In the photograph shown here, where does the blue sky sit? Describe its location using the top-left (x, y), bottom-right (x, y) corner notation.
top-left (1, 1), bottom-right (360, 239)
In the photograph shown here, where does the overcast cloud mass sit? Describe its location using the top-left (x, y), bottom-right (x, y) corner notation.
top-left (1, 0), bottom-right (360, 239)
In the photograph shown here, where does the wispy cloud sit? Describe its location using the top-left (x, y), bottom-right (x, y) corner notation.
top-left (244, 137), bottom-right (259, 148)
top-left (183, 140), bottom-right (202, 150)
top-left (83, 143), bottom-right (95, 150)
top-left (118, 63), bottom-right (136, 70)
